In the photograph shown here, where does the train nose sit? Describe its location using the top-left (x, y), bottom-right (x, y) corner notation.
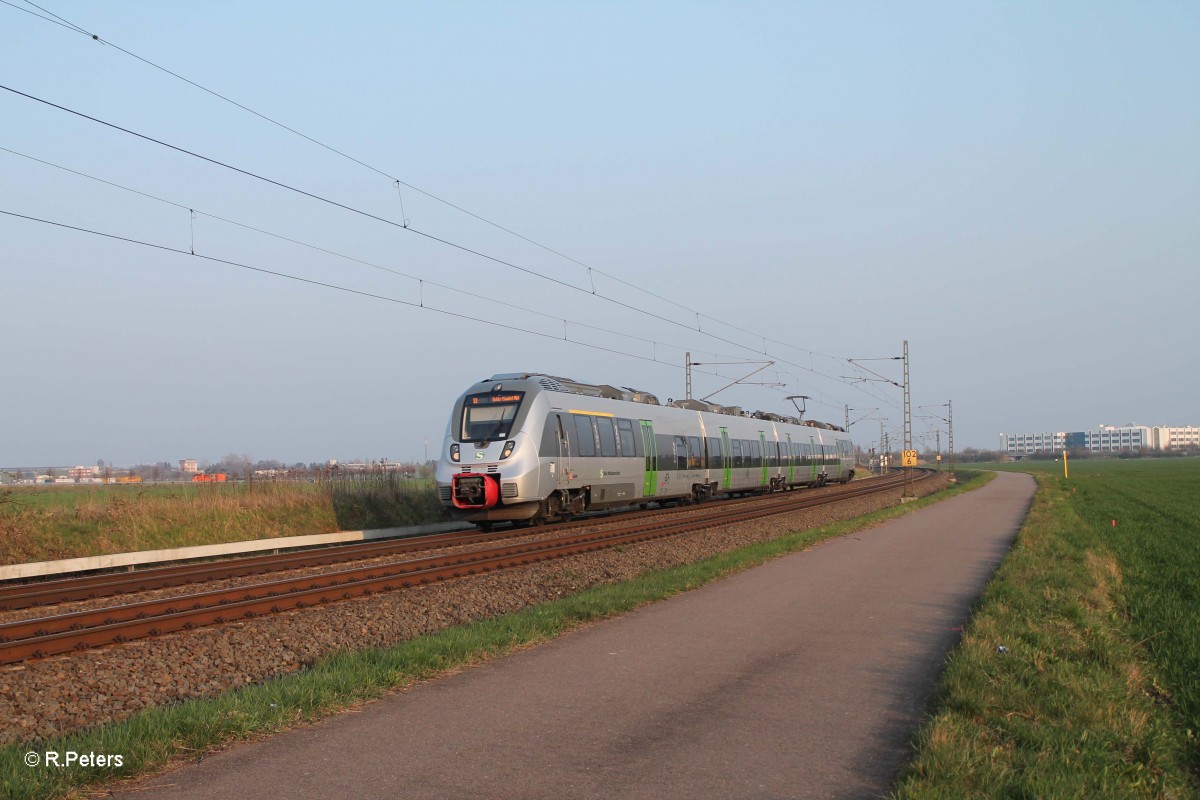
top-left (451, 473), bottom-right (500, 509)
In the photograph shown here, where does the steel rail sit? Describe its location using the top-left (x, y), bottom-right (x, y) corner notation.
top-left (0, 469), bottom-right (933, 664)
top-left (0, 473), bottom-right (894, 610)
top-left (0, 527), bottom-right (524, 611)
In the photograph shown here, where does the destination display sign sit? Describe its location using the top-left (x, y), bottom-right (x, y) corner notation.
top-left (470, 393), bottom-right (524, 406)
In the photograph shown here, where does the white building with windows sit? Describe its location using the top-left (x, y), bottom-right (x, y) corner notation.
top-left (1084, 425), bottom-right (1150, 452)
top-left (1153, 426), bottom-right (1200, 450)
top-left (1000, 423), bottom-right (1196, 455)
top-left (999, 432), bottom-right (1065, 455)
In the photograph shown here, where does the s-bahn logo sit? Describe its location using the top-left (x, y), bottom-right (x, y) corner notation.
top-left (475, 451), bottom-right (486, 460)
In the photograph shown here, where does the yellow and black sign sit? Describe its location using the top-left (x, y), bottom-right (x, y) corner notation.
top-left (902, 450), bottom-right (919, 467)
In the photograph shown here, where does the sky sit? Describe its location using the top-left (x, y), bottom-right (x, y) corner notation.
top-left (1, 1), bottom-right (1197, 467)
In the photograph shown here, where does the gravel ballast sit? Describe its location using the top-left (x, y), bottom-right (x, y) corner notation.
top-left (0, 475), bottom-right (949, 745)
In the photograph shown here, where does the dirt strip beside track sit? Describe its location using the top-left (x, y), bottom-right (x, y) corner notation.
top-left (111, 471), bottom-right (1035, 800)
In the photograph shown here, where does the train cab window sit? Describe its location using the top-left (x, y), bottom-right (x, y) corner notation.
top-left (460, 391), bottom-right (525, 443)
top-left (573, 414), bottom-right (597, 457)
top-left (596, 417), bottom-right (618, 458)
top-left (616, 419), bottom-right (637, 457)
top-left (687, 436), bottom-right (703, 470)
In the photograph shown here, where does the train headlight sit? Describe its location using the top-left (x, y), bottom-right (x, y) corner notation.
top-left (500, 441), bottom-right (516, 460)
top-left (450, 444), bottom-right (461, 462)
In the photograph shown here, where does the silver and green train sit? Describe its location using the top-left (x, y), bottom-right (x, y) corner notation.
top-left (435, 373), bottom-right (855, 529)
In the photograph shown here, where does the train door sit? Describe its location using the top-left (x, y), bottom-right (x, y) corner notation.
top-left (786, 433), bottom-right (794, 484)
top-left (809, 435), bottom-right (819, 483)
top-left (639, 420), bottom-right (657, 498)
top-left (758, 431), bottom-right (769, 487)
top-left (719, 427), bottom-right (732, 489)
top-left (553, 413), bottom-right (572, 493)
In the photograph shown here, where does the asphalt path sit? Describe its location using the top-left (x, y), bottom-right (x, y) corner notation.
top-left (111, 471), bottom-right (1035, 800)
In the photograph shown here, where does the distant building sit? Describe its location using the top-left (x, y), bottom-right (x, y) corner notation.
top-left (999, 432), bottom-right (1064, 455)
top-left (180, 459), bottom-right (199, 474)
top-left (1152, 426), bottom-right (1200, 450)
top-left (1000, 423), bottom-right (1193, 455)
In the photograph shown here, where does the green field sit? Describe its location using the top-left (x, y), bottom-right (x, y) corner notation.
top-left (0, 476), bottom-right (447, 565)
top-left (894, 458), bottom-right (1200, 798)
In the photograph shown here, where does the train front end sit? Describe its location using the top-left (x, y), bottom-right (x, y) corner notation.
top-left (435, 377), bottom-right (547, 527)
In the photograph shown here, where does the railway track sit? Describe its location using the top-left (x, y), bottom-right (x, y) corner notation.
top-left (0, 469), bottom-right (935, 665)
top-left (0, 473), bottom-right (901, 611)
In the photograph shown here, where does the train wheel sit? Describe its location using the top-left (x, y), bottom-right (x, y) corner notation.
top-left (476, 522), bottom-right (494, 532)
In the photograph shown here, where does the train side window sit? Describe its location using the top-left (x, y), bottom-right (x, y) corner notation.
top-left (671, 436), bottom-right (687, 471)
top-left (616, 419), bottom-right (636, 457)
top-left (707, 437), bottom-right (722, 469)
top-left (573, 415), bottom-right (597, 457)
top-left (749, 440), bottom-right (761, 468)
top-left (732, 439), bottom-right (743, 468)
top-left (687, 436), bottom-right (703, 470)
top-left (656, 435), bottom-right (673, 468)
top-left (596, 417), bottom-right (618, 457)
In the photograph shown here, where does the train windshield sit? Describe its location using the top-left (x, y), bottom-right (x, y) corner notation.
top-left (460, 392), bottom-right (526, 443)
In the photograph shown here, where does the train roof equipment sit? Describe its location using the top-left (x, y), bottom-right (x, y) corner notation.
top-left (476, 372), bottom-right (841, 428)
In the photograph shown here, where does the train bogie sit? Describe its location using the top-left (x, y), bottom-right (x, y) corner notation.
top-left (434, 373), bottom-right (856, 527)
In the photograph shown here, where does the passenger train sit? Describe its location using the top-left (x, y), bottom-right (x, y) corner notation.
top-left (435, 373), bottom-right (856, 529)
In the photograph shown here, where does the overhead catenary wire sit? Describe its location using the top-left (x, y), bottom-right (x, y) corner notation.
top-left (0, 82), bottom-right (890, 408)
top-left (0, 207), bottom-right (707, 372)
top-left (5, 0), bottom-right (850, 369)
top-left (0, 204), bottom-right (867, 417)
top-left (3, 3), bottom-right (909, 414)
top-left (0, 0), bottom-right (78, 33)
top-left (0, 144), bottom-right (799, 391)
top-left (2, 205), bottom-right (870, 415)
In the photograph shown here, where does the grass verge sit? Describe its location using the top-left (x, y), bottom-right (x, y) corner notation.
top-left (891, 463), bottom-right (1200, 799)
top-left (0, 476), bottom-right (448, 565)
top-left (2, 472), bottom-right (985, 800)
